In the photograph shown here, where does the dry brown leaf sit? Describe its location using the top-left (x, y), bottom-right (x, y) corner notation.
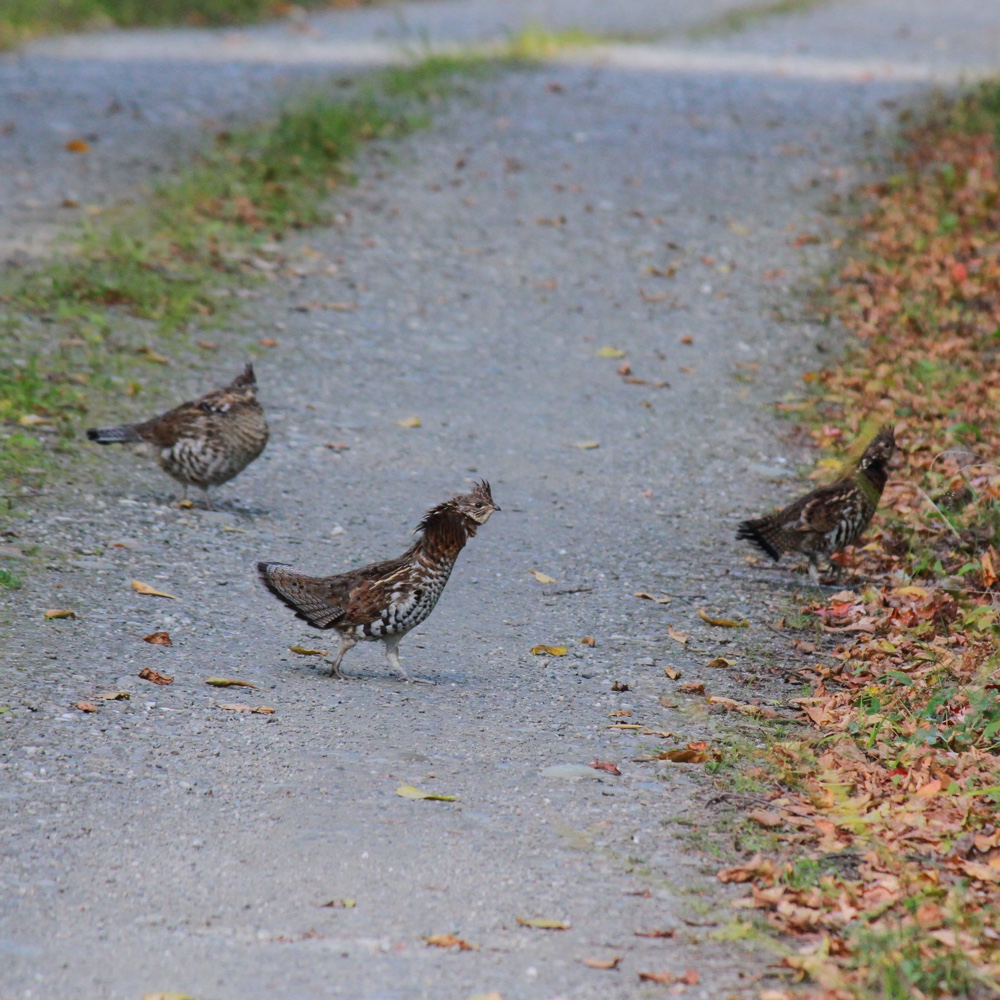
top-left (634, 591), bottom-right (671, 604)
top-left (590, 759), bottom-right (621, 776)
top-left (704, 656), bottom-right (735, 668)
top-left (663, 665), bottom-right (682, 680)
top-left (138, 667), bottom-right (173, 686)
top-left (75, 701), bottom-right (100, 713)
top-left (44, 609), bottom-right (76, 620)
top-left (580, 636), bottom-right (596, 647)
top-left (259, 338), bottom-right (279, 348)
top-left (656, 746), bottom-right (711, 763)
top-left (717, 853), bottom-right (777, 884)
top-left (667, 625), bottom-right (688, 644)
top-left (97, 691), bottom-right (130, 701)
top-left (583, 956), bottom-right (621, 970)
top-left (395, 785), bottom-right (456, 801)
top-left (424, 933), bottom-right (479, 950)
top-left (698, 608), bottom-right (749, 627)
top-left (205, 678), bottom-right (259, 689)
top-left (218, 703), bottom-right (275, 714)
top-left (516, 917), bottom-right (570, 930)
top-left (65, 138), bottom-right (90, 153)
top-left (609, 710), bottom-right (632, 718)
top-left (131, 580), bottom-right (177, 599)
top-left (678, 681), bottom-right (705, 694)
top-left (143, 631), bottom-right (172, 646)
top-left (634, 928), bottom-right (675, 938)
top-left (530, 569), bottom-right (557, 584)
top-left (748, 810), bottom-right (784, 828)
top-left (638, 971), bottom-right (674, 985)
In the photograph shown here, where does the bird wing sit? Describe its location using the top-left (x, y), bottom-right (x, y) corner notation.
top-left (135, 400), bottom-right (208, 448)
top-left (788, 482), bottom-right (855, 534)
top-left (340, 558), bottom-right (415, 627)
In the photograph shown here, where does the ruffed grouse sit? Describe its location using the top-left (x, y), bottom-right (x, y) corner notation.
top-left (737, 425), bottom-right (896, 583)
top-left (256, 481), bottom-right (499, 681)
top-left (85, 363), bottom-right (268, 508)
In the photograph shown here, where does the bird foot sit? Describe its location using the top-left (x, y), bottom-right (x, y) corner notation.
top-left (397, 671), bottom-right (434, 685)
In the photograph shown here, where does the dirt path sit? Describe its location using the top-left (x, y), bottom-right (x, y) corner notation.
top-left (3, 3), bottom-right (1000, 998)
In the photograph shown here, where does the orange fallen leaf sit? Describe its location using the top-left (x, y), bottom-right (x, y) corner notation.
top-left (748, 809), bottom-right (784, 828)
top-left (530, 645), bottom-right (566, 656)
top-left (667, 625), bottom-right (688, 644)
top-left (44, 609), bottom-right (76, 620)
top-left (132, 580), bottom-right (177, 599)
top-left (704, 657), bottom-right (735, 668)
top-left (205, 678), bottom-right (259, 689)
top-left (638, 971), bottom-right (674, 985)
top-left (259, 338), bottom-right (279, 348)
top-left (634, 591), bottom-right (671, 604)
top-left (717, 854), bottom-right (777, 884)
top-left (634, 928), bottom-right (675, 938)
top-left (663, 665), bottom-right (681, 680)
top-left (75, 701), bottom-right (100, 713)
top-left (138, 667), bottom-right (173, 686)
top-left (580, 636), bottom-right (596, 647)
top-left (590, 759), bottom-right (621, 776)
top-left (143, 631), bottom-right (172, 646)
top-left (65, 139), bottom-right (90, 153)
top-left (678, 681), bottom-right (705, 694)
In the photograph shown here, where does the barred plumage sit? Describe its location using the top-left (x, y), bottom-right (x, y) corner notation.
top-left (86, 363), bottom-right (268, 508)
top-left (256, 481), bottom-right (499, 682)
top-left (737, 425), bottom-right (896, 583)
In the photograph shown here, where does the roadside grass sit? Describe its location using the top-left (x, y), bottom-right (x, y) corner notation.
top-left (687, 0), bottom-right (835, 40)
top-left (0, 53), bottom-right (492, 505)
top-left (0, 0), bottom-right (374, 49)
top-left (719, 80), bottom-right (1000, 997)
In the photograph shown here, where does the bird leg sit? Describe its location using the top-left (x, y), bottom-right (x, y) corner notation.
top-left (807, 553), bottom-right (822, 586)
top-left (201, 486), bottom-right (215, 511)
top-left (383, 634), bottom-right (433, 684)
top-left (325, 635), bottom-right (357, 679)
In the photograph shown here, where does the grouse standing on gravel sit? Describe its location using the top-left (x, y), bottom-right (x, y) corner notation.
top-left (737, 425), bottom-right (897, 583)
top-left (256, 481), bottom-right (500, 682)
top-left (85, 363), bottom-right (268, 508)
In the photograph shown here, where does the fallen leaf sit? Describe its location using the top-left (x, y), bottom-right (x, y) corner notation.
top-left (467, 994), bottom-right (502, 1000)
top-left (680, 970), bottom-right (699, 986)
top-left (596, 346), bottom-right (626, 358)
top-left (395, 785), bottom-right (456, 802)
top-left (530, 569), bottom-right (557, 584)
top-left (748, 809), bottom-right (784, 828)
top-left (137, 345), bottom-right (170, 364)
top-left (132, 580), bottom-right (177, 599)
top-left (583, 956), bottom-right (621, 970)
top-left (611, 681), bottom-right (630, 692)
top-left (717, 853), bottom-right (777, 883)
top-left (590, 759), bottom-right (621, 776)
top-left (205, 678), bottom-right (259, 689)
top-left (678, 681), bottom-right (705, 694)
top-left (516, 917), bottom-right (570, 930)
top-left (424, 934), bottom-right (479, 950)
top-left (639, 971), bottom-right (674, 985)
top-left (663, 665), bottom-right (682, 680)
top-left (96, 691), bottom-right (130, 701)
top-left (218, 703), bottom-right (275, 714)
top-left (667, 626), bottom-right (688, 644)
top-left (65, 138), bottom-right (90, 153)
top-left (634, 928), bottom-right (675, 938)
top-left (658, 695), bottom-right (677, 707)
top-left (138, 667), bottom-right (174, 685)
top-left (44, 609), bottom-right (76, 620)
top-left (634, 591), bottom-right (671, 604)
top-left (580, 636), bottom-right (596, 647)
top-left (571, 440), bottom-right (600, 450)
top-left (530, 645), bottom-right (567, 656)
top-left (324, 442), bottom-right (350, 451)
top-left (289, 645), bottom-right (329, 656)
top-left (698, 609), bottom-right (749, 627)
top-left (143, 631), bottom-right (172, 646)
top-left (704, 657), bottom-right (735, 668)
top-left (75, 701), bottom-right (100, 713)
top-left (259, 338), bottom-right (279, 348)
top-left (18, 413), bottom-right (53, 426)
top-left (609, 710), bottom-right (632, 717)
top-left (792, 233), bottom-right (821, 247)
top-left (395, 416), bottom-right (422, 428)
top-left (319, 898), bottom-right (356, 908)
top-left (656, 745), bottom-right (712, 763)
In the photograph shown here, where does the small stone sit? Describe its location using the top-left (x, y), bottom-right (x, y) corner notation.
top-left (540, 764), bottom-right (602, 780)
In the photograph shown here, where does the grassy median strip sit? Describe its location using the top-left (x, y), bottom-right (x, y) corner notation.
top-left (721, 84), bottom-right (1000, 997)
top-left (0, 54), bottom-right (490, 500)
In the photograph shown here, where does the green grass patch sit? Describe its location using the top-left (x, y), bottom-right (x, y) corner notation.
top-left (0, 567), bottom-right (22, 590)
top-left (687, 0), bottom-right (835, 39)
top-left (0, 0), bottom-right (374, 49)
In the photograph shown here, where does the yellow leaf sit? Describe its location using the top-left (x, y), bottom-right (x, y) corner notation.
top-left (395, 785), bottom-right (456, 802)
top-left (663, 665), bottom-right (681, 680)
top-left (18, 414), bottom-right (53, 426)
top-left (131, 580), bottom-right (177, 599)
top-left (319, 898), bottom-right (356, 908)
top-left (634, 591), bottom-right (671, 604)
top-left (96, 691), bottom-right (130, 701)
top-left (289, 645), bottom-right (329, 656)
top-left (424, 934), bottom-right (479, 950)
top-left (698, 608), bottom-right (748, 627)
top-left (583, 956), bottom-right (621, 970)
top-left (205, 678), bottom-right (259, 689)
top-left (218, 703), bottom-right (275, 714)
top-left (395, 416), bottom-right (421, 428)
top-left (516, 916), bottom-right (570, 930)
top-left (43, 608), bottom-right (76, 620)
top-left (571, 440), bottom-right (600, 449)
top-left (137, 345), bottom-right (171, 364)
top-left (65, 138), bottom-right (90, 153)
top-left (667, 625), bottom-right (688, 644)
top-left (530, 645), bottom-right (567, 656)
top-left (596, 346), bottom-right (626, 358)
top-left (530, 569), bottom-right (557, 584)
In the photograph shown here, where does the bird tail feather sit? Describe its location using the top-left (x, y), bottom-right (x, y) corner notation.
top-left (736, 519), bottom-right (783, 562)
top-left (255, 562), bottom-right (344, 629)
top-left (86, 424), bottom-right (143, 445)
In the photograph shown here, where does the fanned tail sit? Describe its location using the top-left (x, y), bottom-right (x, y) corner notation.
top-left (255, 561), bottom-right (345, 629)
top-left (86, 424), bottom-right (143, 445)
top-left (736, 518), bottom-right (783, 562)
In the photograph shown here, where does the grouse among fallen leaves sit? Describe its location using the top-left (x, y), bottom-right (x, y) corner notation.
top-left (86, 363), bottom-right (268, 508)
top-left (256, 481), bottom-right (500, 681)
top-left (737, 425), bottom-right (897, 583)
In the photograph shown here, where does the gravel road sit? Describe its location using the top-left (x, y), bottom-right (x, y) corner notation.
top-left (3, 3), bottom-right (1000, 998)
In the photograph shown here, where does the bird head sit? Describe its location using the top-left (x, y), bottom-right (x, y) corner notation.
top-left (454, 480), bottom-right (501, 527)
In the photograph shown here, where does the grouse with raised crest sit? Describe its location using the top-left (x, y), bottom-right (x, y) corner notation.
top-left (256, 481), bottom-right (499, 681)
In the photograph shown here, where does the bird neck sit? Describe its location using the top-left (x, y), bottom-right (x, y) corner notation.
top-left (411, 508), bottom-right (471, 564)
top-left (856, 460), bottom-right (888, 497)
